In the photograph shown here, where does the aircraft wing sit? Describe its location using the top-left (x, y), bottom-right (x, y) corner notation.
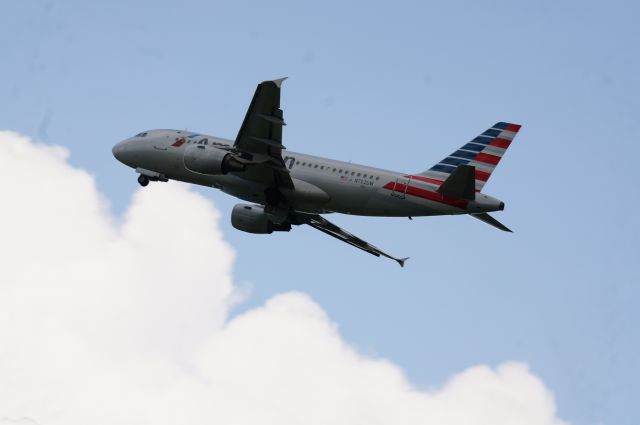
top-left (301, 214), bottom-right (409, 267)
top-left (233, 78), bottom-right (293, 190)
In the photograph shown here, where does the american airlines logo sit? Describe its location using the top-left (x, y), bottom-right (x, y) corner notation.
top-left (172, 138), bottom-right (186, 147)
top-left (171, 137), bottom-right (228, 148)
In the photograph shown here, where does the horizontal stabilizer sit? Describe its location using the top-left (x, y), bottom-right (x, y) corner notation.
top-left (471, 213), bottom-right (513, 232)
top-left (437, 165), bottom-right (476, 200)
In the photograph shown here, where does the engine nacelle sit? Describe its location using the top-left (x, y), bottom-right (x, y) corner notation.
top-left (184, 145), bottom-right (245, 175)
top-left (231, 204), bottom-right (291, 234)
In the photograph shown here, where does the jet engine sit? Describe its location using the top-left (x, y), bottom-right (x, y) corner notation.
top-left (184, 145), bottom-right (246, 175)
top-left (231, 204), bottom-right (291, 234)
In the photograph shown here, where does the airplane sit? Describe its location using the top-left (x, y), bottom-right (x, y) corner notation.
top-left (112, 78), bottom-right (521, 267)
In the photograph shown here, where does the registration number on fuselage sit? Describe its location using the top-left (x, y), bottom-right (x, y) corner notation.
top-left (353, 178), bottom-right (374, 186)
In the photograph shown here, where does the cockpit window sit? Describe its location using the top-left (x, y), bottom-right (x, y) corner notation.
top-left (135, 132), bottom-right (148, 137)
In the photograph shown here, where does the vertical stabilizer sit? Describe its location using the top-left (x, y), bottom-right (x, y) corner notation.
top-left (418, 122), bottom-right (521, 192)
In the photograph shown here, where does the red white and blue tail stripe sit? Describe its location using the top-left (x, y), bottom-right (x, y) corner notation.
top-left (418, 122), bottom-right (521, 192)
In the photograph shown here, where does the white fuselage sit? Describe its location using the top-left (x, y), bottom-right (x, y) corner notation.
top-left (113, 130), bottom-right (503, 217)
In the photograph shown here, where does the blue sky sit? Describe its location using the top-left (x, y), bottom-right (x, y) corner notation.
top-left (2, 1), bottom-right (639, 424)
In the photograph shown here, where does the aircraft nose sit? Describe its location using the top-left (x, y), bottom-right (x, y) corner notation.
top-left (112, 141), bottom-right (123, 160)
top-left (112, 139), bottom-right (131, 165)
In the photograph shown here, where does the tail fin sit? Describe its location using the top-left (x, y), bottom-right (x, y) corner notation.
top-left (418, 122), bottom-right (521, 192)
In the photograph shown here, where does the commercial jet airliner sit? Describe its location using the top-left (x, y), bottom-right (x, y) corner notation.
top-left (113, 78), bottom-right (521, 266)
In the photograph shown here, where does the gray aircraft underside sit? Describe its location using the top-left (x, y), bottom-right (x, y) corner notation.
top-left (113, 78), bottom-right (520, 266)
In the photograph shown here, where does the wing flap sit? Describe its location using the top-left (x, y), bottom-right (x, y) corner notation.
top-left (249, 136), bottom-right (286, 149)
top-left (257, 113), bottom-right (286, 126)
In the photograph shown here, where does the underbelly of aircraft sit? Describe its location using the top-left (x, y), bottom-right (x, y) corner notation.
top-left (168, 169), bottom-right (464, 218)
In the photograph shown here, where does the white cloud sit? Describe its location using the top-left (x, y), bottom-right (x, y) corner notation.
top-left (0, 131), bottom-right (568, 425)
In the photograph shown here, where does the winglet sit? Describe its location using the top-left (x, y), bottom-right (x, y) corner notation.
top-left (270, 77), bottom-right (288, 88)
top-left (396, 257), bottom-right (410, 267)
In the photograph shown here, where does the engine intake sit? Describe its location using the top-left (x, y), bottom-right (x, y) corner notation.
top-left (184, 145), bottom-right (245, 175)
top-left (231, 204), bottom-right (291, 234)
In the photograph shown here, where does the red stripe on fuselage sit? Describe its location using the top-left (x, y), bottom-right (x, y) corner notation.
top-left (383, 182), bottom-right (468, 209)
top-left (408, 171), bottom-right (491, 184)
top-left (404, 175), bottom-right (443, 185)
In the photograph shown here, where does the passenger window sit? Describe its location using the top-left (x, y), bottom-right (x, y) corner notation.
top-left (333, 168), bottom-right (336, 172)
top-left (339, 169), bottom-right (343, 173)
top-left (376, 177), bottom-right (380, 180)
top-left (314, 164), bottom-right (318, 168)
top-left (357, 173), bottom-right (361, 177)
top-left (351, 171), bottom-right (355, 175)
top-left (296, 161), bottom-right (300, 165)
top-left (320, 166), bottom-right (324, 170)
